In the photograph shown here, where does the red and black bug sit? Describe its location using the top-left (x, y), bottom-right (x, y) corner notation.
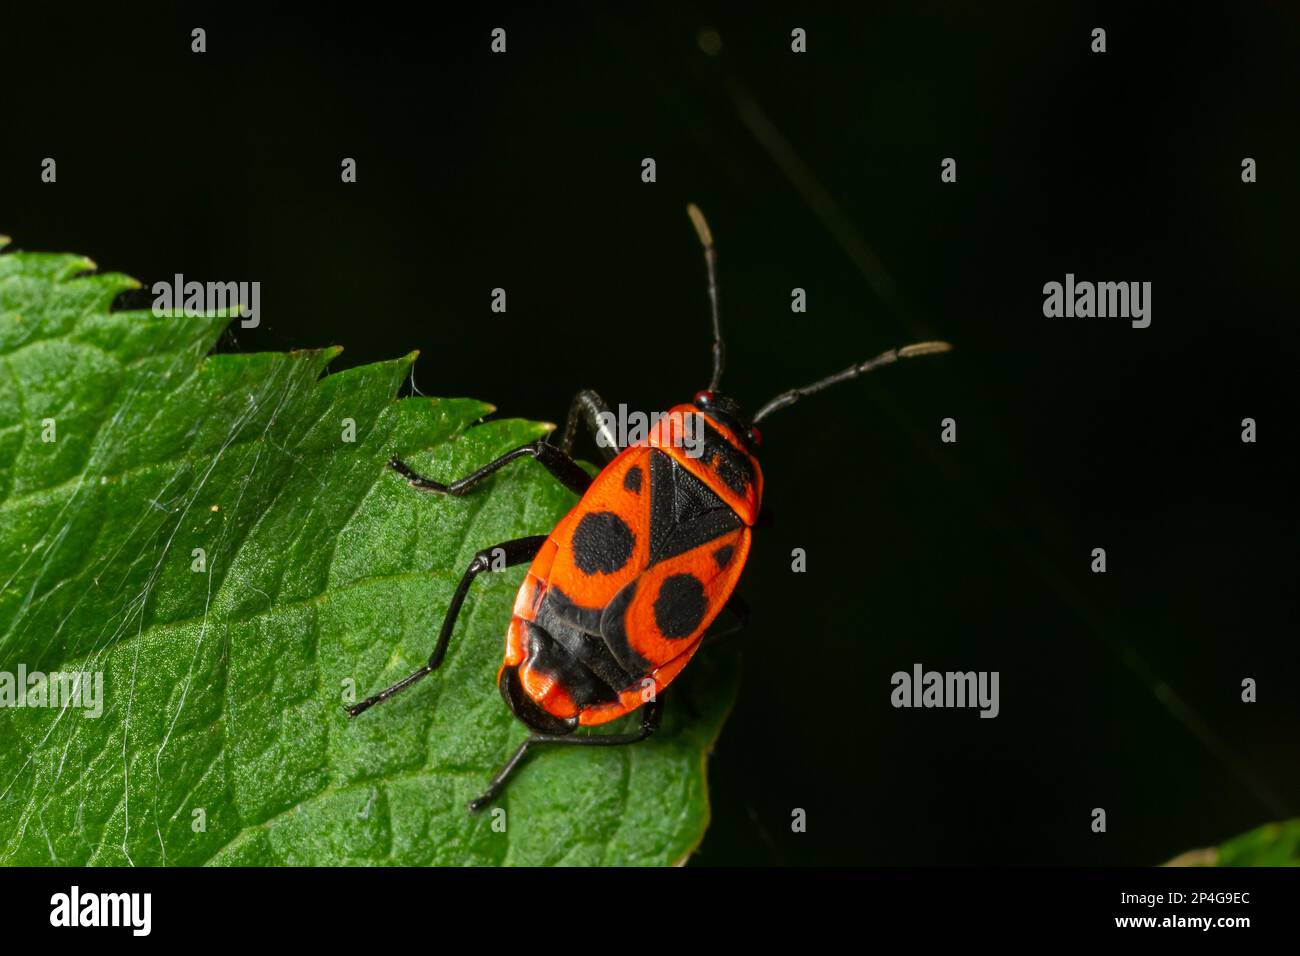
top-left (347, 205), bottom-right (951, 811)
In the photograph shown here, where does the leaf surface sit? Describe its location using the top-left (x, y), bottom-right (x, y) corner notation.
top-left (0, 241), bottom-right (737, 866)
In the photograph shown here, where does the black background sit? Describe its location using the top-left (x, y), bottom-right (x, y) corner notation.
top-left (3, 2), bottom-right (1297, 865)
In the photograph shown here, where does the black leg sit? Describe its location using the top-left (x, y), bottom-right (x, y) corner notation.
top-left (468, 696), bottom-right (665, 813)
top-left (346, 535), bottom-right (547, 718)
top-left (557, 388), bottom-right (618, 462)
top-left (389, 438), bottom-right (592, 498)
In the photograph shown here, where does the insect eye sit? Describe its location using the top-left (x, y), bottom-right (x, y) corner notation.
top-left (748, 425), bottom-right (762, 447)
top-left (693, 390), bottom-right (713, 406)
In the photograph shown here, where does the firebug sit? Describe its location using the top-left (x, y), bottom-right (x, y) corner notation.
top-left (348, 205), bottom-right (951, 812)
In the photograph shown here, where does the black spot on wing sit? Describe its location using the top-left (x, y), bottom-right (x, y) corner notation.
top-left (648, 450), bottom-right (742, 566)
top-left (572, 510), bottom-right (635, 575)
top-left (653, 573), bottom-right (708, 639)
top-left (623, 464), bottom-right (643, 493)
top-left (713, 544), bottom-right (735, 569)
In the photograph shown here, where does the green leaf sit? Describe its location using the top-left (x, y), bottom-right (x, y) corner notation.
top-left (0, 239), bottom-right (738, 866)
top-left (1165, 820), bottom-right (1300, 867)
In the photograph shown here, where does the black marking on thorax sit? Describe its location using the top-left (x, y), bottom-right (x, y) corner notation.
top-left (693, 415), bottom-right (757, 498)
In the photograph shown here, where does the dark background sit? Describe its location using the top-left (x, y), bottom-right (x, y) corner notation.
top-left (3, 2), bottom-right (1297, 865)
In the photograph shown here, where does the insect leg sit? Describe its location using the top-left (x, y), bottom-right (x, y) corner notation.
top-left (557, 388), bottom-right (618, 462)
top-left (388, 438), bottom-right (592, 497)
top-left (468, 696), bottom-right (665, 813)
top-left (346, 535), bottom-right (548, 718)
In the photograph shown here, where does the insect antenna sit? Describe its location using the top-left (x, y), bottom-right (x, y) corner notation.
top-left (751, 341), bottom-right (952, 423)
top-left (687, 203), bottom-right (725, 391)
